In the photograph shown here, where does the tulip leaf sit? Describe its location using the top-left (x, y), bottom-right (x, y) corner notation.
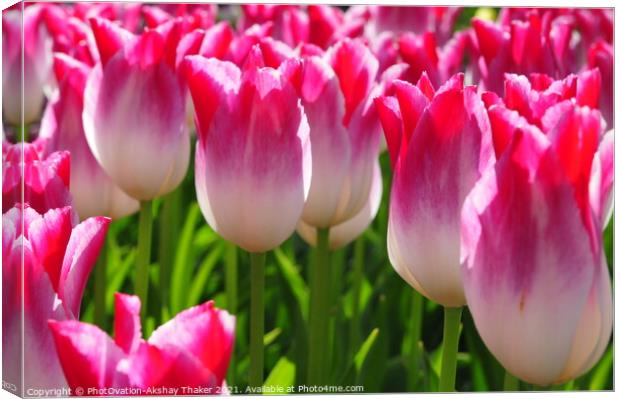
top-left (338, 328), bottom-right (380, 385)
top-left (263, 356), bottom-right (296, 394)
top-left (187, 241), bottom-right (225, 307)
top-left (274, 247), bottom-right (308, 320)
top-left (588, 347), bottom-right (612, 390)
top-left (264, 328), bottom-right (282, 347)
top-left (170, 203), bottom-right (202, 314)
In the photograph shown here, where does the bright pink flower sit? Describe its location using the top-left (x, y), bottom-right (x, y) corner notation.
top-left (39, 54), bottom-right (139, 220)
top-left (307, 5), bottom-right (366, 49)
top-left (238, 4), bottom-right (309, 47)
top-left (49, 293), bottom-right (234, 394)
top-left (143, 3), bottom-right (217, 31)
top-left (365, 6), bottom-right (461, 46)
top-left (3, 205), bottom-right (109, 392)
top-left (2, 146), bottom-right (72, 215)
top-left (297, 161), bottom-right (382, 250)
top-left (461, 101), bottom-right (611, 386)
top-left (485, 69), bottom-right (603, 129)
top-left (183, 47), bottom-right (311, 252)
top-left (83, 18), bottom-right (189, 200)
top-left (375, 74), bottom-right (495, 307)
top-left (2, 4), bottom-right (53, 125)
top-left (43, 5), bottom-right (99, 66)
top-left (470, 11), bottom-right (575, 94)
top-left (588, 41), bottom-right (613, 129)
top-left (300, 39), bottom-right (383, 228)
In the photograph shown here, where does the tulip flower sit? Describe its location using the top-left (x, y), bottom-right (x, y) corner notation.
top-left (2, 146), bottom-right (72, 215)
top-left (588, 41), bottom-right (613, 129)
top-left (2, 204), bottom-right (109, 392)
top-left (297, 161), bottom-right (382, 250)
top-left (307, 5), bottom-right (366, 49)
top-left (461, 101), bottom-right (612, 386)
top-left (470, 12), bottom-right (575, 94)
top-left (83, 18), bottom-right (189, 201)
top-left (83, 17), bottom-right (191, 315)
top-left (49, 293), bottom-right (235, 394)
top-left (183, 47), bottom-right (311, 387)
top-left (376, 73), bottom-right (494, 390)
top-left (40, 54), bottom-right (139, 220)
top-left (238, 4), bottom-right (309, 47)
top-left (2, 4), bottom-right (53, 126)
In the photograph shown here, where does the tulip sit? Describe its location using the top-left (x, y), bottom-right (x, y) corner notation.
top-left (183, 48), bottom-right (311, 387)
top-left (2, 146), bottom-right (72, 215)
top-left (83, 18), bottom-right (189, 201)
top-left (40, 54), bottom-right (139, 220)
top-left (376, 73), bottom-right (494, 391)
top-left (83, 18), bottom-right (191, 316)
top-left (2, 4), bottom-right (53, 126)
top-left (461, 101), bottom-right (612, 386)
top-left (588, 41), bottom-right (613, 129)
top-left (297, 161), bottom-right (382, 250)
top-left (238, 4), bottom-right (309, 47)
top-left (589, 130), bottom-right (614, 228)
top-left (49, 293), bottom-right (235, 394)
top-left (2, 204), bottom-right (109, 393)
top-left (307, 5), bottom-right (366, 49)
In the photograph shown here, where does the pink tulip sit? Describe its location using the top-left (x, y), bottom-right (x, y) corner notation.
top-left (307, 5), bottom-right (366, 49)
top-left (83, 18), bottom-right (189, 200)
top-left (49, 293), bottom-right (234, 394)
top-left (143, 3), bottom-right (217, 31)
top-left (300, 39), bottom-right (382, 228)
top-left (39, 54), bottom-right (139, 220)
top-left (297, 161), bottom-right (382, 250)
top-left (238, 4), bottom-right (309, 47)
top-left (588, 41), bottom-right (613, 129)
top-left (375, 74), bottom-right (494, 307)
top-left (183, 47), bottom-right (311, 252)
top-left (461, 101), bottom-right (612, 386)
top-left (2, 4), bottom-right (53, 125)
top-left (3, 204), bottom-right (109, 392)
top-left (470, 12), bottom-right (575, 94)
top-left (2, 146), bottom-right (72, 215)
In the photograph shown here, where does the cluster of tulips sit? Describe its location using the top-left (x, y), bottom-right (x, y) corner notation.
top-left (2, 2), bottom-right (614, 395)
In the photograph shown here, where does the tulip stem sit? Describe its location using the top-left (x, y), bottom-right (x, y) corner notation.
top-left (158, 189), bottom-right (181, 323)
top-left (308, 228), bottom-right (330, 385)
top-left (249, 251), bottom-right (266, 388)
top-left (503, 370), bottom-right (520, 391)
top-left (439, 306), bottom-right (463, 392)
top-left (225, 243), bottom-right (238, 386)
top-left (135, 200), bottom-right (153, 320)
top-left (348, 236), bottom-right (365, 357)
top-left (407, 290), bottom-right (424, 391)
top-left (94, 239), bottom-right (107, 330)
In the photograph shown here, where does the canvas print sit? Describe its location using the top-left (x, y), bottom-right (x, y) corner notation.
top-left (1, 1), bottom-right (614, 397)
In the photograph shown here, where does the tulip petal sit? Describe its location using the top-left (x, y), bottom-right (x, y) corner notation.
top-left (89, 17), bottom-right (133, 67)
top-left (113, 293), bottom-right (141, 354)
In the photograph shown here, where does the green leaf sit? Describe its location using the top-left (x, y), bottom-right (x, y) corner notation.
top-left (264, 328), bottom-right (282, 347)
top-left (588, 347), bottom-right (612, 390)
top-left (339, 328), bottom-right (380, 385)
top-left (187, 241), bottom-right (225, 307)
top-left (263, 356), bottom-right (296, 394)
top-left (273, 247), bottom-right (308, 320)
top-left (170, 204), bottom-right (202, 314)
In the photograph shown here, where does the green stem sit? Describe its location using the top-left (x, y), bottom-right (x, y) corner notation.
top-left (407, 290), bottom-right (424, 391)
top-left (503, 370), bottom-right (520, 391)
top-left (94, 239), bottom-right (107, 329)
top-left (225, 243), bottom-right (238, 386)
top-left (158, 189), bottom-right (181, 322)
top-left (307, 228), bottom-right (330, 385)
top-left (438, 306), bottom-right (463, 392)
top-left (249, 251), bottom-right (266, 388)
top-left (348, 236), bottom-right (365, 356)
top-left (134, 200), bottom-right (153, 320)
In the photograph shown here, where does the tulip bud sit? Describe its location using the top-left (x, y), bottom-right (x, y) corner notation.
top-left (83, 18), bottom-right (189, 201)
top-left (2, 4), bottom-right (53, 126)
top-left (2, 205), bottom-right (109, 392)
top-left (49, 293), bottom-right (235, 392)
top-left (183, 50), bottom-right (311, 253)
top-left (297, 161), bottom-right (382, 250)
top-left (461, 101), bottom-right (612, 386)
top-left (376, 74), bottom-right (494, 307)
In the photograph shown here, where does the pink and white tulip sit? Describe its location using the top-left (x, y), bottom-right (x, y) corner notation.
top-left (2, 205), bottom-right (109, 392)
top-left (2, 4), bottom-right (54, 126)
top-left (183, 48), bottom-right (311, 252)
top-left (49, 293), bottom-right (234, 393)
top-left (297, 161), bottom-right (382, 250)
top-left (83, 18), bottom-right (189, 201)
top-left (300, 39), bottom-right (382, 229)
top-left (461, 101), bottom-right (612, 386)
top-left (376, 74), bottom-right (494, 307)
